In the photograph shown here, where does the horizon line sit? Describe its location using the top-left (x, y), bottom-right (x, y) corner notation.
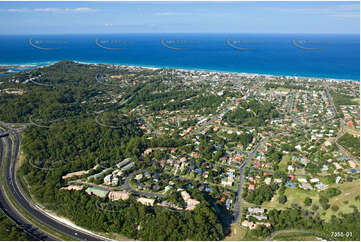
top-left (0, 32), bottom-right (359, 35)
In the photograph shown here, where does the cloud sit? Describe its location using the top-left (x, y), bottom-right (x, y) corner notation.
top-left (34, 8), bottom-right (59, 12)
top-left (69, 8), bottom-right (96, 13)
top-left (7, 8), bottom-right (29, 13)
top-left (155, 12), bottom-right (191, 16)
top-left (271, 4), bottom-right (360, 18)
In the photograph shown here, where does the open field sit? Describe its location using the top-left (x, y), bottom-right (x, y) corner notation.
top-left (247, 181), bottom-right (360, 222)
top-left (272, 232), bottom-right (322, 241)
top-left (224, 223), bottom-right (247, 241)
top-left (222, 213), bottom-right (268, 241)
top-left (324, 181), bottom-right (360, 221)
top-left (344, 126), bottom-right (360, 137)
top-left (272, 87), bottom-right (291, 93)
top-left (260, 187), bottom-right (320, 210)
top-left (351, 98), bottom-right (360, 105)
top-left (279, 154), bottom-right (290, 171)
top-left (263, 87), bottom-right (291, 94)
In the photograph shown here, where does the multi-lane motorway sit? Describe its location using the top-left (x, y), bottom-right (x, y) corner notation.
top-left (0, 128), bottom-right (107, 241)
top-left (0, 136), bottom-right (50, 240)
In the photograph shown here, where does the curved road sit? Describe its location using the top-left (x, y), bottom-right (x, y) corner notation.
top-left (1, 129), bottom-right (108, 241)
top-left (122, 171), bottom-right (164, 198)
top-left (0, 136), bottom-right (50, 240)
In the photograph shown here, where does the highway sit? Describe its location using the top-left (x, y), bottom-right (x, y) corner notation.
top-left (1, 129), bottom-right (108, 241)
top-left (0, 131), bottom-right (9, 138)
top-left (0, 135), bottom-right (50, 240)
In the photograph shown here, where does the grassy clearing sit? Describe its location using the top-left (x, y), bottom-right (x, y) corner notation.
top-left (264, 87), bottom-right (291, 94)
top-left (272, 232), bottom-right (321, 241)
top-left (246, 181), bottom-right (360, 222)
top-left (344, 126), bottom-right (360, 137)
top-left (260, 186), bottom-right (320, 210)
top-left (324, 181), bottom-right (360, 221)
top-left (224, 223), bottom-right (247, 241)
top-left (352, 98), bottom-right (360, 105)
top-left (279, 154), bottom-right (290, 171)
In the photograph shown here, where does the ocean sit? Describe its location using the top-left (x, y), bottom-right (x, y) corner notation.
top-left (0, 33), bottom-right (359, 80)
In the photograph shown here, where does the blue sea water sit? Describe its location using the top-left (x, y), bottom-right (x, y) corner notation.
top-left (0, 33), bottom-right (359, 80)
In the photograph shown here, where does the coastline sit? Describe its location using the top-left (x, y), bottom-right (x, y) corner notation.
top-left (1, 60), bottom-right (359, 82)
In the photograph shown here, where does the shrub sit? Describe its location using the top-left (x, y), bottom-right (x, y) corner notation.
top-left (312, 205), bottom-right (319, 211)
top-left (321, 203), bottom-right (330, 210)
top-left (331, 205), bottom-right (339, 212)
top-left (279, 195), bottom-right (287, 204)
top-left (304, 197), bottom-right (312, 206)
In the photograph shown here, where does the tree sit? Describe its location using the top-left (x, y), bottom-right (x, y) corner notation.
top-left (279, 195), bottom-right (287, 204)
top-left (311, 205), bottom-right (319, 211)
top-left (304, 197), bottom-right (312, 206)
top-left (245, 184), bottom-right (278, 205)
top-left (0, 213), bottom-right (34, 240)
top-left (321, 203), bottom-right (330, 210)
top-left (331, 205), bottom-right (339, 212)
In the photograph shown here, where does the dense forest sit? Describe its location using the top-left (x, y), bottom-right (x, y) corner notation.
top-left (338, 133), bottom-right (360, 157)
top-left (0, 212), bottom-right (33, 241)
top-left (0, 87), bottom-right (98, 122)
top-left (225, 99), bottom-right (279, 127)
top-left (19, 117), bottom-right (224, 240)
top-left (0, 61), bottom-right (114, 123)
top-left (244, 184), bottom-right (279, 205)
top-left (250, 206), bottom-right (360, 241)
top-left (331, 90), bottom-right (358, 106)
top-left (43, 190), bottom-right (224, 240)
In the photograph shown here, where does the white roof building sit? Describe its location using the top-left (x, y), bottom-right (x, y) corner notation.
top-left (137, 197), bottom-right (155, 206)
top-left (310, 178), bottom-right (320, 183)
top-left (104, 174), bottom-right (112, 185)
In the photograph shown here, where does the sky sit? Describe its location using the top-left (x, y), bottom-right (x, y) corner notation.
top-left (0, 1), bottom-right (360, 34)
